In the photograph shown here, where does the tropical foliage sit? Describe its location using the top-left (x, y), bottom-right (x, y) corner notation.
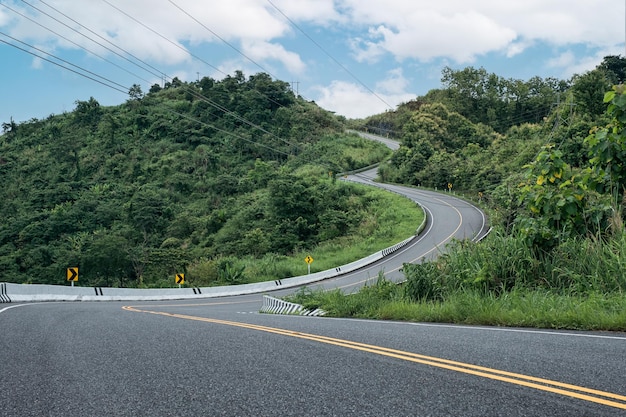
top-left (300, 55), bottom-right (626, 330)
top-left (0, 72), bottom-right (393, 287)
top-left (4, 51), bottom-right (626, 330)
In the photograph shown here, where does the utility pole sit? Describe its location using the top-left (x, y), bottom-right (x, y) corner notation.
top-left (551, 93), bottom-right (576, 143)
top-left (291, 81), bottom-right (300, 96)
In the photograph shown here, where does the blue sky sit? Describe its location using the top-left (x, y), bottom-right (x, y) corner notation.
top-left (1, 0), bottom-right (624, 124)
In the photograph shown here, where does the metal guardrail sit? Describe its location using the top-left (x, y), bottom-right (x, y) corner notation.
top-left (3, 132), bottom-right (489, 305)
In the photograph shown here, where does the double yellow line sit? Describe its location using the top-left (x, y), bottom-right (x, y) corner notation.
top-left (123, 304), bottom-right (626, 410)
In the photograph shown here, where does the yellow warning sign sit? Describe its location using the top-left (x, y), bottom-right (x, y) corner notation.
top-left (67, 267), bottom-right (78, 282)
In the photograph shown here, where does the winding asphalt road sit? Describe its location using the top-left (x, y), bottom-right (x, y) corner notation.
top-left (2, 300), bottom-right (625, 416)
top-left (1, 134), bottom-right (625, 416)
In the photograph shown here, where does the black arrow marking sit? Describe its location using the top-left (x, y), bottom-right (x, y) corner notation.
top-left (68, 268), bottom-right (78, 281)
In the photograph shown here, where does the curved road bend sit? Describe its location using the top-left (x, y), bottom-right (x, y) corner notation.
top-left (1, 301), bottom-right (625, 416)
top-left (2, 133), bottom-right (625, 416)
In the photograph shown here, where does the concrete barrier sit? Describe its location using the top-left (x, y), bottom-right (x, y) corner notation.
top-left (0, 234), bottom-right (418, 303)
top-left (260, 295), bottom-right (326, 316)
top-left (0, 283), bottom-right (10, 303)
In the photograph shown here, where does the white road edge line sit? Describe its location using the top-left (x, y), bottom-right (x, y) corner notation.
top-left (321, 316), bottom-right (626, 341)
top-left (406, 322), bottom-right (626, 340)
top-left (0, 304), bottom-right (30, 314)
top-left (0, 302), bottom-right (57, 315)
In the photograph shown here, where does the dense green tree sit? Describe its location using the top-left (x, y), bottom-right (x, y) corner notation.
top-left (598, 55), bottom-right (626, 84)
top-left (128, 84), bottom-right (144, 102)
top-left (439, 67), bottom-right (568, 132)
top-left (572, 70), bottom-right (612, 116)
top-left (1, 117), bottom-right (17, 139)
top-left (585, 84), bottom-right (626, 200)
top-left (81, 231), bottom-right (133, 287)
top-left (0, 71), bottom-right (396, 286)
top-left (73, 97), bottom-right (102, 132)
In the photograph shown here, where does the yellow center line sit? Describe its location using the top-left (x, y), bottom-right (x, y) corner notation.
top-left (123, 305), bottom-right (626, 410)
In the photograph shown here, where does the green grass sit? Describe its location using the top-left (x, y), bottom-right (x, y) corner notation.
top-left (186, 182), bottom-right (425, 286)
top-left (285, 230), bottom-right (626, 332)
top-left (288, 284), bottom-right (626, 331)
top-left (245, 184), bottom-right (424, 281)
top-left (375, 290), bottom-right (626, 331)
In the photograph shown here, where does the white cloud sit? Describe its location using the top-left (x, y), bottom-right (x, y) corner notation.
top-left (267, 0), bottom-right (344, 26)
top-left (241, 40), bottom-right (305, 74)
top-left (3, 0), bottom-right (623, 76)
top-left (342, 0), bottom-right (622, 63)
top-left (352, 10), bottom-right (517, 63)
top-left (506, 40), bottom-right (533, 58)
top-left (2, 0), bottom-right (625, 122)
top-left (547, 51), bottom-right (576, 69)
top-left (0, 7), bottom-right (10, 26)
top-left (564, 47), bottom-right (626, 79)
top-left (1, 0), bottom-right (294, 65)
top-left (31, 54), bottom-right (44, 70)
top-left (314, 69), bottom-right (415, 119)
top-left (375, 68), bottom-right (409, 94)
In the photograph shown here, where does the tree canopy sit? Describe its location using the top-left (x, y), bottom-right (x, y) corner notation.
top-left (0, 72), bottom-right (389, 287)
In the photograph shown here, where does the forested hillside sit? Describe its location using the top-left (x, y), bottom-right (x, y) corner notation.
top-left (4, 55), bottom-right (626, 300)
top-left (353, 55), bottom-right (626, 312)
top-left (291, 56), bottom-right (626, 330)
top-left (363, 57), bottom-right (623, 189)
top-left (0, 72), bottom-right (392, 287)
top-left (361, 56), bottom-right (626, 234)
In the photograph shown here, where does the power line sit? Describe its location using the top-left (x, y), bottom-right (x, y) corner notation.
top-left (2, 2), bottom-right (152, 84)
top-left (166, 0), bottom-right (267, 75)
top-left (0, 27), bottom-right (300, 161)
top-left (7, 1), bottom-right (304, 152)
top-left (97, 0), bottom-right (306, 150)
top-left (100, 0), bottom-right (226, 77)
top-left (0, 35), bottom-right (129, 94)
top-left (167, 108), bottom-right (292, 158)
top-left (0, 30), bottom-right (129, 92)
top-left (98, 0), bottom-right (295, 116)
top-left (1, 1), bottom-right (365, 176)
top-left (35, 0), bottom-right (167, 81)
top-left (164, 0), bottom-right (306, 107)
top-left (266, 0), bottom-right (394, 110)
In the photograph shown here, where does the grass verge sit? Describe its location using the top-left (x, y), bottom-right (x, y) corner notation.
top-left (287, 284), bottom-right (626, 332)
top-left (244, 184), bottom-right (424, 282)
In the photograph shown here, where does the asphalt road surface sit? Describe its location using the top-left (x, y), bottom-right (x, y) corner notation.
top-left (1, 300), bottom-right (625, 416)
top-left (2, 133), bottom-right (625, 416)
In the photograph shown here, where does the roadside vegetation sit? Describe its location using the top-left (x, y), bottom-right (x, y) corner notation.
top-left (0, 71), bottom-right (417, 288)
top-left (290, 56), bottom-right (626, 331)
top-left (287, 231), bottom-right (626, 331)
top-left (187, 184), bottom-right (423, 287)
top-left (3, 55), bottom-right (626, 331)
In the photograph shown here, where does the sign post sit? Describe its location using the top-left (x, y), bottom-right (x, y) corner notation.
top-left (304, 256), bottom-right (314, 274)
top-left (66, 267), bottom-right (78, 287)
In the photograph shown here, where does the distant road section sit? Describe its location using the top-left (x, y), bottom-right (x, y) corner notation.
top-left (351, 129), bottom-right (400, 150)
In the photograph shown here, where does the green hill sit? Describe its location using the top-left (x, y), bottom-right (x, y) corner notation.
top-left (0, 72), bottom-right (395, 287)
